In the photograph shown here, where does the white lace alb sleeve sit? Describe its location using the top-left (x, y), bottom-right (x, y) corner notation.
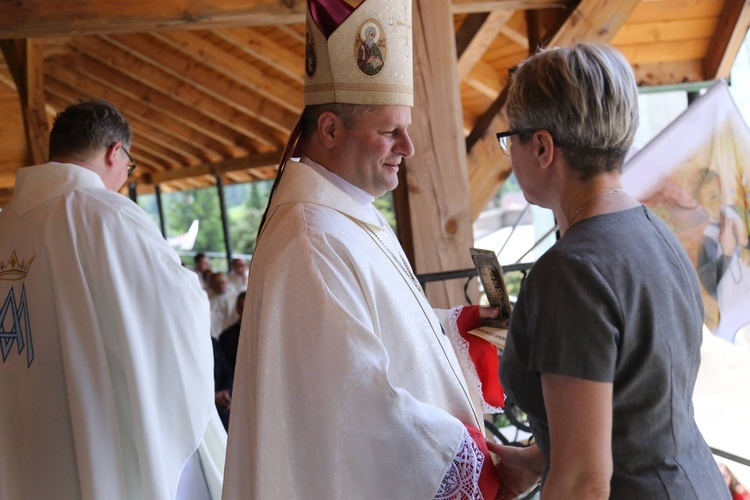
top-left (434, 426), bottom-right (484, 500)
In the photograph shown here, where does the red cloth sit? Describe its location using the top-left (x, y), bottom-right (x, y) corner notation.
top-left (307, 0), bottom-right (355, 39)
top-left (456, 305), bottom-right (505, 408)
top-left (466, 425), bottom-right (501, 499)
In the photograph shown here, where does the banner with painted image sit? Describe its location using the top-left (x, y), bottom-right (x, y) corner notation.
top-left (622, 80), bottom-right (750, 345)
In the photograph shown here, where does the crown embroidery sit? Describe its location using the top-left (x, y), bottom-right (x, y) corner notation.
top-left (0, 251), bottom-right (35, 281)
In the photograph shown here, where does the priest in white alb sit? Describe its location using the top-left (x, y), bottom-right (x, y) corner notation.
top-left (0, 100), bottom-right (226, 499)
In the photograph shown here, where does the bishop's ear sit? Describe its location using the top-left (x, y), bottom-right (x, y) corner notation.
top-left (317, 111), bottom-right (340, 150)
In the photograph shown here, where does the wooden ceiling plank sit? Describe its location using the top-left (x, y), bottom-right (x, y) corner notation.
top-left (464, 60), bottom-right (507, 98)
top-left (617, 39), bottom-right (711, 65)
top-left (70, 37), bottom-right (281, 150)
top-left (548, 0), bottom-right (641, 46)
top-left (466, 0), bottom-right (638, 153)
top-left (147, 150), bottom-right (282, 185)
top-left (102, 34), bottom-right (292, 141)
top-left (47, 56), bottom-right (250, 157)
top-left (452, 0), bottom-right (565, 14)
top-left (499, 24), bottom-right (530, 48)
top-left (1, 39), bottom-right (50, 164)
top-left (0, 0), bottom-right (566, 37)
top-left (46, 68), bottom-right (231, 162)
top-left (628, 0), bottom-right (724, 24)
top-left (274, 25), bottom-right (306, 45)
top-left (45, 78), bottom-right (206, 167)
top-left (457, 10), bottom-right (514, 80)
top-left (632, 59), bottom-right (706, 87)
top-left (215, 27), bottom-right (304, 85)
top-left (456, 13), bottom-right (491, 57)
top-left (611, 18), bottom-right (717, 46)
top-left (149, 31), bottom-right (303, 113)
top-left (0, 1), bottom-right (308, 38)
top-left (703, 0), bottom-right (750, 80)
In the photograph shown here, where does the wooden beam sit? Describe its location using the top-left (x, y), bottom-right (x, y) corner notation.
top-left (611, 18), bottom-right (717, 46)
top-left (500, 25), bottom-right (529, 49)
top-left (0, 0), bottom-right (567, 37)
top-left (703, 0), bottom-right (750, 80)
top-left (467, 0), bottom-right (639, 153)
top-left (457, 11), bottom-right (514, 80)
top-left (0, 1), bottom-right (308, 38)
top-left (45, 63), bottom-right (234, 161)
top-left (145, 150), bottom-right (282, 184)
top-left (408, 0), bottom-right (477, 307)
top-left (149, 31), bottom-right (304, 114)
top-left (71, 36), bottom-right (284, 150)
top-left (468, 116), bottom-right (511, 220)
top-left (632, 59), bottom-right (705, 87)
top-left (452, 0), bottom-right (565, 14)
top-left (1, 39), bottom-right (49, 164)
top-left (215, 27), bottom-right (304, 85)
top-left (466, 84), bottom-right (509, 152)
top-left (105, 34), bottom-right (298, 136)
top-left (465, 60), bottom-right (506, 98)
top-left (456, 13), bottom-right (490, 58)
top-left (547, 0), bottom-right (640, 47)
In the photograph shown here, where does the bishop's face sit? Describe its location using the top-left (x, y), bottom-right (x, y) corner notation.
top-left (335, 105), bottom-right (415, 197)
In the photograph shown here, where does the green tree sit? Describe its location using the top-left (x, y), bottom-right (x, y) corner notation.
top-left (163, 187), bottom-right (225, 257)
top-left (228, 180), bottom-right (273, 255)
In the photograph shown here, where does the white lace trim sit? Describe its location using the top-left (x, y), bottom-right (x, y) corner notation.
top-left (447, 306), bottom-right (504, 414)
top-left (434, 427), bottom-right (484, 500)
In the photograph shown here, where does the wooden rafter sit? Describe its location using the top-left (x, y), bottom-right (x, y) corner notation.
top-left (457, 11), bottom-right (514, 80)
top-left (452, 0), bottom-right (565, 14)
top-left (703, 0), bottom-right (750, 80)
top-left (0, 0), bottom-right (570, 38)
top-left (144, 150), bottom-right (282, 184)
top-left (1, 39), bottom-right (49, 164)
top-left (45, 62), bottom-right (234, 161)
top-left (466, 0), bottom-right (640, 153)
top-left (215, 28), bottom-right (304, 85)
top-left (547, 0), bottom-right (640, 46)
top-left (148, 31), bottom-right (304, 114)
top-left (103, 34), bottom-right (296, 139)
top-left (0, 1), bottom-right (308, 38)
top-left (70, 36), bottom-right (280, 151)
top-left (632, 59), bottom-right (705, 87)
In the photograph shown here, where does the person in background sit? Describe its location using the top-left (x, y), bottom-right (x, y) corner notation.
top-left (212, 338), bottom-right (233, 431)
top-left (193, 252), bottom-right (212, 290)
top-left (207, 271), bottom-right (238, 340)
top-left (0, 99), bottom-right (226, 499)
top-left (496, 43), bottom-right (729, 499)
top-left (227, 258), bottom-right (249, 294)
top-left (220, 291), bottom-right (246, 371)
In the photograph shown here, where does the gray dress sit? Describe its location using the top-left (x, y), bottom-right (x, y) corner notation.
top-left (501, 205), bottom-right (729, 499)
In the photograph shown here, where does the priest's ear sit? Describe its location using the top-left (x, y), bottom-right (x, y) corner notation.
top-left (317, 111), bottom-right (343, 150)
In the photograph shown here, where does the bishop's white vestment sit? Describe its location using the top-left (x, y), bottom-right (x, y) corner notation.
top-left (223, 159), bottom-right (488, 499)
top-left (0, 163), bottom-right (226, 499)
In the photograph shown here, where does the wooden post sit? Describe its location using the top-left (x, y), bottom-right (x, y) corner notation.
top-left (407, 0), bottom-right (476, 308)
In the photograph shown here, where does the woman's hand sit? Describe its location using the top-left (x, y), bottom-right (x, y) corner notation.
top-left (485, 441), bottom-right (543, 500)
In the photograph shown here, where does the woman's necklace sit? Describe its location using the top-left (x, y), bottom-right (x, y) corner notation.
top-left (571, 187), bottom-right (623, 224)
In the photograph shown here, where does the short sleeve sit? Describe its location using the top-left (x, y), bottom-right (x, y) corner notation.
top-left (524, 252), bottom-right (622, 382)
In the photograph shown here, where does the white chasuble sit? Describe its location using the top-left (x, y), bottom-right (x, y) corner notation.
top-left (0, 163), bottom-right (226, 500)
top-left (223, 160), bottom-right (484, 499)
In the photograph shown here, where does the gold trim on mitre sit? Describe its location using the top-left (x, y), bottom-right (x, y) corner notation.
top-left (305, 0), bottom-right (413, 107)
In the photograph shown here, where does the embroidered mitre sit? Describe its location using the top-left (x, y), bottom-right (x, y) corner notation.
top-left (304, 0), bottom-right (413, 107)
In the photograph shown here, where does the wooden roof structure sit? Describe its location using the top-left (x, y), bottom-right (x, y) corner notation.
top-left (2, 0), bottom-right (750, 307)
